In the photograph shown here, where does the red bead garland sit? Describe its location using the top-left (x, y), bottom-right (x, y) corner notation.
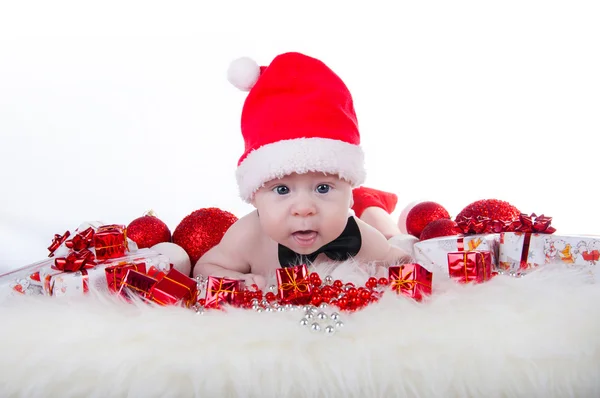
top-left (199, 272), bottom-right (396, 313)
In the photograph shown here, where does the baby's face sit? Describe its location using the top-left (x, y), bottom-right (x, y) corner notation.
top-left (252, 172), bottom-right (353, 254)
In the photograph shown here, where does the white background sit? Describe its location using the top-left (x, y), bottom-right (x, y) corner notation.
top-left (1, 1), bottom-right (599, 272)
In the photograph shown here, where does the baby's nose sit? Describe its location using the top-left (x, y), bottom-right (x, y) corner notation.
top-left (291, 198), bottom-right (316, 217)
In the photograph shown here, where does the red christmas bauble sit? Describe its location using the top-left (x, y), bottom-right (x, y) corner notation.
top-left (126, 211), bottom-right (172, 249)
top-left (420, 218), bottom-right (460, 241)
top-left (455, 199), bottom-right (520, 224)
top-left (172, 207), bottom-right (238, 266)
top-left (405, 201), bottom-right (451, 238)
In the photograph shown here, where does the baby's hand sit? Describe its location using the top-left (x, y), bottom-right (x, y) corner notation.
top-left (243, 274), bottom-right (267, 290)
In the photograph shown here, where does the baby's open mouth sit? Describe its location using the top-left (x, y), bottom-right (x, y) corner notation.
top-left (292, 230), bottom-right (317, 247)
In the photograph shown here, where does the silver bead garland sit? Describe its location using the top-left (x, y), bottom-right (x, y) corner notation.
top-left (298, 305), bottom-right (345, 336)
top-left (194, 277), bottom-right (348, 336)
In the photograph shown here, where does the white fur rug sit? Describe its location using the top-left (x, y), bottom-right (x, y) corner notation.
top-left (1, 261), bottom-right (599, 398)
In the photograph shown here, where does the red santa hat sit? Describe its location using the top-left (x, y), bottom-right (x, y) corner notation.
top-left (227, 52), bottom-right (366, 203)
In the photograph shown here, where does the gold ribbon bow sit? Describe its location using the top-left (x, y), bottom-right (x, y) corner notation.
top-left (392, 277), bottom-right (431, 293)
top-left (208, 278), bottom-right (241, 308)
top-left (279, 267), bottom-right (309, 292)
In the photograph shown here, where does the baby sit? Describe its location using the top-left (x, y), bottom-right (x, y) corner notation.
top-left (193, 52), bottom-right (417, 288)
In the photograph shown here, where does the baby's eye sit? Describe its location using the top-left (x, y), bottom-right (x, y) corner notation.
top-left (316, 184), bottom-right (330, 194)
top-left (273, 185), bottom-right (290, 195)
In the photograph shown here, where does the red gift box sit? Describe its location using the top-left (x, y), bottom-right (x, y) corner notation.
top-left (149, 268), bottom-right (198, 308)
top-left (147, 265), bottom-right (168, 280)
top-left (38, 247), bottom-right (170, 298)
top-left (276, 265), bottom-right (312, 305)
top-left (204, 276), bottom-right (245, 309)
top-left (94, 224), bottom-right (128, 261)
top-left (388, 263), bottom-right (432, 301)
top-left (447, 250), bottom-right (492, 283)
top-left (118, 270), bottom-right (158, 300)
top-left (105, 262), bottom-right (147, 292)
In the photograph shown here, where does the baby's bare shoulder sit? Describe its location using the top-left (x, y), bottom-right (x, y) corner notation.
top-left (219, 211), bottom-right (262, 248)
top-left (196, 211), bottom-right (263, 272)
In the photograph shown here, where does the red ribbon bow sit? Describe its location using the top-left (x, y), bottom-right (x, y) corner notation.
top-left (455, 212), bottom-right (555, 235)
top-left (54, 249), bottom-right (96, 272)
top-left (65, 227), bottom-right (95, 251)
top-left (454, 216), bottom-right (516, 235)
top-left (515, 213), bottom-right (556, 234)
top-left (48, 231), bottom-right (71, 257)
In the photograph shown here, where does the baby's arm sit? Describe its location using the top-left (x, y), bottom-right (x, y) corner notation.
top-left (354, 217), bottom-right (412, 275)
top-left (193, 213), bottom-right (265, 287)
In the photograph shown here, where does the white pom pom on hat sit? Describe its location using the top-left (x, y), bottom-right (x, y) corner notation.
top-left (227, 56), bottom-right (261, 91)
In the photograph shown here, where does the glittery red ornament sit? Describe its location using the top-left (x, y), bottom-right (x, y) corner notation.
top-left (455, 199), bottom-right (521, 225)
top-left (405, 201), bottom-right (451, 238)
top-left (172, 207), bottom-right (238, 266)
top-left (419, 218), bottom-right (460, 241)
top-left (126, 211), bottom-right (172, 249)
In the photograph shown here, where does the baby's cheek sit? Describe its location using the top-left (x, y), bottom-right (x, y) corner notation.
top-left (260, 215), bottom-right (287, 240)
top-left (320, 220), bottom-right (345, 238)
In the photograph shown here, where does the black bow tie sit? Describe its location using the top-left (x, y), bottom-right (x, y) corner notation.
top-left (278, 217), bottom-right (362, 267)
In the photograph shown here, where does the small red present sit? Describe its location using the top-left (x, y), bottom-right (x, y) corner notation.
top-left (105, 262), bottom-right (147, 292)
top-left (276, 265), bottom-right (312, 305)
top-left (388, 263), bottom-right (432, 301)
top-left (118, 270), bottom-right (158, 300)
top-left (447, 250), bottom-right (492, 283)
top-left (204, 276), bottom-right (245, 309)
top-left (94, 224), bottom-right (128, 261)
top-left (149, 268), bottom-right (198, 308)
top-left (147, 265), bottom-right (168, 280)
